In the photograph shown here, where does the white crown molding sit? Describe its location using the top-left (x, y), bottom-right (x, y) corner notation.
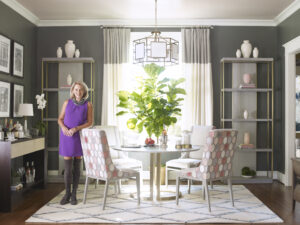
top-left (1, 0), bottom-right (298, 27)
top-left (37, 18), bottom-right (276, 27)
top-left (274, 0), bottom-right (300, 26)
top-left (1, 0), bottom-right (39, 25)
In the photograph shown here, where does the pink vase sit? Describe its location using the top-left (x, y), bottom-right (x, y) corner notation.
top-left (243, 73), bottom-right (251, 84)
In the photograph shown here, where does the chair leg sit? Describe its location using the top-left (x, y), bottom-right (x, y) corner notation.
top-left (118, 180), bottom-right (122, 193)
top-left (139, 167), bottom-right (143, 189)
top-left (83, 176), bottom-right (89, 204)
top-left (136, 174), bottom-right (141, 205)
top-left (228, 178), bottom-right (234, 207)
top-left (165, 167), bottom-right (169, 188)
top-left (202, 182), bottom-right (205, 200)
top-left (188, 179), bottom-right (191, 194)
top-left (204, 180), bottom-right (211, 212)
top-left (95, 179), bottom-right (99, 189)
top-left (102, 180), bottom-right (109, 210)
top-left (176, 176), bottom-right (180, 205)
top-left (114, 180), bottom-right (118, 195)
top-left (117, 180), bottom-right (121, 194)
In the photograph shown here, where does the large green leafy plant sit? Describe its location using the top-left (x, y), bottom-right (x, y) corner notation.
top-left (116, 63), bottom-right (186, 140)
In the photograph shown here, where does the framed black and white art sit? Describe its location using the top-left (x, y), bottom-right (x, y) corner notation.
top-left (13, 84), bottom-right (24, 117)
top-left (0, 81), bottom-right (11, 117)
top-left (0, 34), bottom-right (11, 74)
top-left (13, 41), bottom-right (24, 77)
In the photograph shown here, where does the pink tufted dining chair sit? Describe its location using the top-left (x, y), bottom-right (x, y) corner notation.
top-left (80, 128), bottom-right (141, 210)
top-left (176, 129), bottom-right (238, 212)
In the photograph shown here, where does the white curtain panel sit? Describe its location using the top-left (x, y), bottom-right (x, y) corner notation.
top-left (101, 28), bottom-right (130, 125)
top-left (181, 28), bottom-right (213, 129)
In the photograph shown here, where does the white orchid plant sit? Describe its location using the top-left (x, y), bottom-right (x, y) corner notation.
top-left (36, 93), bottom-right (47, 110)
top-left (35, 93), bottom-right (47, 136)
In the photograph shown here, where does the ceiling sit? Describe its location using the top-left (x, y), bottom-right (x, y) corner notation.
top-left (3, 0), bottom-right (300, 26)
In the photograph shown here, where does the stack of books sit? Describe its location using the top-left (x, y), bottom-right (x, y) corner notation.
top-left (239, 83), bottom-right (256, 88)
top-left (239, 144), bottom-right (255, 149)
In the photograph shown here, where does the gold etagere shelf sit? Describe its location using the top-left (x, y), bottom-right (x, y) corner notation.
top-left (220, 57), bottom-right (274, 184)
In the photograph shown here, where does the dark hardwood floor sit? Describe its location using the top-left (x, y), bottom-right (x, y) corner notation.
top-left (0, 181), bottom-right (299, 225)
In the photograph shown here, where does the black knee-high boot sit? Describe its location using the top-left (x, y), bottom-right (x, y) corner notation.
top-left (71, 158), bottom-right (81, 205)
top-left (60, 159), bottom-right (72, 205)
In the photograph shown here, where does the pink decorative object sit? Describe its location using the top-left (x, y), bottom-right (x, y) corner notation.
top-left (244, 132), bottom-right (250, 144)
top-left (243, 73), bottom-right (251, 84)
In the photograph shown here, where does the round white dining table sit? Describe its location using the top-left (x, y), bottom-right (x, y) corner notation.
top-left (112, 145), bottom-right (202, 201)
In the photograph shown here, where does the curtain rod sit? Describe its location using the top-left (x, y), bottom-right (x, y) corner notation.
top-left (100, 25), bottom-right (213, 29)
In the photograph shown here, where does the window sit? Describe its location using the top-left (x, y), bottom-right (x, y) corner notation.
top-left (118, 31), bottom-right (184, 144)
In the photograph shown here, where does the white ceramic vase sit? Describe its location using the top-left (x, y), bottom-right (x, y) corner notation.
top-left (243, 110), bottom-right (249, 119)
top-left (253, 47), bottom-right (259, 58)
top-left (67, 74), bottom-right (72, 86)
top-left (65, 40), bottom-right (75, 58)
top-left (56, 47), bottom-right (62, 58)
top-left (241, 40), bottom-right (252, 58)
top-left (236, 49), bottom-right (242, 58)
top-left (75, 49), bottom-right (80, 58)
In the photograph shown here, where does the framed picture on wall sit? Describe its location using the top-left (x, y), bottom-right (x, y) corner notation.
top-left (0, 34), bottom-right (11, 74)
top-left (0, 81), bottom-right (11, 117)
top-left (13, 41), bottom-right (23, 77)
top-left (13, 84), bottom-right (24, 117)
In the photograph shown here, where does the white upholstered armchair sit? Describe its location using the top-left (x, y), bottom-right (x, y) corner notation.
top-left (93, 126), bottom-right (143, 187)
top-left (165, 125), bottom-right (214, 188)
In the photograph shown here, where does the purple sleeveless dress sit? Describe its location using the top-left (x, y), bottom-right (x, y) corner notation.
top-left (59, 99), bottom-right (88, 157)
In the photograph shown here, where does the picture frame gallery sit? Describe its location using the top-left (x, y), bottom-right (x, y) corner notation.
top-left (0, 81), bottom-right (11, 117)
top-left (13, 84), bottom-right (24, 117)
top-left (0, 34), bottom-right (11, 74)
top-left (12, 41), bottom-right (24, 78)
top-left (0, 33), bottom-right (25, 118)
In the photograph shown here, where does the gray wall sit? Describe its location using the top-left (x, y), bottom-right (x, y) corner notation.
top-left (36, 27), bottom-right (103, 170)
top-left (277, 9), bottom-right (300, 172)
top-left (36, 27), bottom-right (103, 124)
top-left (2, 1), bottom-right (299, 173)
top-left (0, 2), bottom-right (36, 128)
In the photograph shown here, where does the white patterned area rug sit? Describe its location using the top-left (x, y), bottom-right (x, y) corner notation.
top-left (26, 184), bottom-right (283, 224)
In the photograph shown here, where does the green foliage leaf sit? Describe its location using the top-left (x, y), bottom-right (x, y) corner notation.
top-left (117, 90), bottom-right (129, 101)
top-left (127, 118), bottom-right (137, 129)
top-left (116, 111), bottom-right (128, 116)
top-left (116, 63), bottom-right (186, 138)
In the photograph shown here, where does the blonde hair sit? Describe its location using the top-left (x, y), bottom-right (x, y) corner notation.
top-left (70, 81), bottom-right (89, 101)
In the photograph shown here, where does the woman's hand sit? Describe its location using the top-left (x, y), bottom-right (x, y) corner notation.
top-left (69, 127), bottom-right (78, 136)
top-left (62, 126), bottom-right (71, 136)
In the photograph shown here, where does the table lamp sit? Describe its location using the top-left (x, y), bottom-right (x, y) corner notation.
top-left (18, 103), bottom-right (34, 136)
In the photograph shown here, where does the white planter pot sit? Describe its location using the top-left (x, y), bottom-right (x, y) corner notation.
top-left (65, 40), bottom-right (75, 58)
top-left (236, 49), bottom-right (242, 58)
top-left (253, 47), bottom-right (259, 58)
top-left (75, 49), bottom-right (80, 58)
top-left (56, 47), bottom-right (62, 58)
top-left (241, 40), bottom-right (252, 58)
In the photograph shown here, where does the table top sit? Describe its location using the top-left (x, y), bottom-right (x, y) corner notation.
top-left (111, 145), bottom-right (202, 153)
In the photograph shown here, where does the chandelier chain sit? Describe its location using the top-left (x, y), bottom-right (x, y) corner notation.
top-left (155, 0), bottom-right (157, 31)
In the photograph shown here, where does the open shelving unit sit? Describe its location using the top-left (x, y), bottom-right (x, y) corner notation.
top-left (41, 57), bottom-right (95, 179)
top-left (220, 57), bottom-right (274, 183)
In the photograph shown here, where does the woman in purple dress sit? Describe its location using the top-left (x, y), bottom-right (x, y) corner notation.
top-left (58, 81), bottom-right (93, 205)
